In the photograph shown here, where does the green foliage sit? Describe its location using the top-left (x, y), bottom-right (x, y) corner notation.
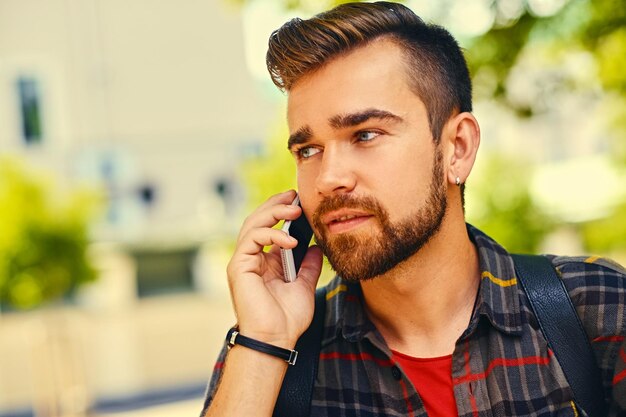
top-left (469, 0), bottom-right (626, 147)
top-left (466, 12), bottom-right (538, 112)
top-left (580, 200), bottom-right (626, 253)
top-left (465, 154), bottom-right (555, 253)
top-left (468, 0), bottom-right (623, 93)
top-left (241, 115), bottom-right (297, 209)
top-left (468, 0), bottom-right (626, 254)
top-left (0, 156), bottom-right (101, 310)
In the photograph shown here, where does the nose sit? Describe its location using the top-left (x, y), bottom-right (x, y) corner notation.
top-left (315, 147), bottom-right (356, 196)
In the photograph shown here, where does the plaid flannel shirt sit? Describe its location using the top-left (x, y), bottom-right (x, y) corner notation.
top-left (203, 225), bottom-right (626, 416)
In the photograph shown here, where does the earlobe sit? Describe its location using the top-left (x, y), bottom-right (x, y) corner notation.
top-left (446, 112), bottom-right (480, 186)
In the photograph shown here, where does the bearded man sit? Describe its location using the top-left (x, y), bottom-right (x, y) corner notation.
top-left (201, 2), bottom-right (626, 416)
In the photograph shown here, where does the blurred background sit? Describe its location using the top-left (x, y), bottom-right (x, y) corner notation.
top-left (0, 0), bottom-right (624, 416)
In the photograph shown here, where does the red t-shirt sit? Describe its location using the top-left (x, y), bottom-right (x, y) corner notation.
top-left (391, 350), bottom-right (458, 417)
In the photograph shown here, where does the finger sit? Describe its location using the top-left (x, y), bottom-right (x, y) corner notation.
top-left (237, 227), bottom-right (298, 256)
top-left (295, 245), bottom-right (323, 290)
top-left (238, 195), bottom-right (301, 242)
top-left (264, 245), bottom-right (322, 285)
top-left (257, 189), bottom-right (297, 210)
top-left (238, 204), bottom-right (302, 243)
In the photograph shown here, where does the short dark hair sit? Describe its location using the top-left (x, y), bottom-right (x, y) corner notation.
top-left (266, 1), bottom-right (473, 142)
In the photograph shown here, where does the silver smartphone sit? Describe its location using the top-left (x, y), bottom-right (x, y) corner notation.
top-left (280, 195), bottom-right (314, 282)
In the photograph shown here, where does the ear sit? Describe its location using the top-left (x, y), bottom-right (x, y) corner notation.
top-left (443, 112), bottom-right (480, 186)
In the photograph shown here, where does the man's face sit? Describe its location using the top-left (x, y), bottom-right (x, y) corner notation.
top-left (286, 38), bottom-right (449, 281)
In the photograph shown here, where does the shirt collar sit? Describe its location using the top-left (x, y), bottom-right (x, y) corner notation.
top-left (324, 224), bottom-right (524, 346)
top-left (466, 224), bottom-right (523, 336)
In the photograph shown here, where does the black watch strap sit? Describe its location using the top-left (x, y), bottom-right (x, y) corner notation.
top-left (226, 327), bottom-right (299, 366)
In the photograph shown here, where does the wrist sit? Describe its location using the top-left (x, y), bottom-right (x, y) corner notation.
top-left (227, 327), bottom-right (299, 365)
top-left (236, 325), bottom-right (298, 350)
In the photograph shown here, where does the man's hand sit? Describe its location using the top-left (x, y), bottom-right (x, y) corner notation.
top-left (226, 190), bottom-right (323, 349)
top-left (205, 190), bottom-right (322, 416)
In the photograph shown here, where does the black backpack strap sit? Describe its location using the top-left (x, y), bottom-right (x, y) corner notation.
top-left (273, 287), bottom-right (326, 417)
top-left (512, 254), bottom-right (606, 417)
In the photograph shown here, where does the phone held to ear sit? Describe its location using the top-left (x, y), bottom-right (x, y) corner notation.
top-left (280, 195), bottom-right (314, 282)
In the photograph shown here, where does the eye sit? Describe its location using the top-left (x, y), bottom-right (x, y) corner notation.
top-left (356, 131), bottom-right (379, 142)
top-left (298, 146), bottom-right (321, 159)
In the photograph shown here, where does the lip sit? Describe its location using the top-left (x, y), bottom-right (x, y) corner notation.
top-left (321, 209), bottom-right (373, 234)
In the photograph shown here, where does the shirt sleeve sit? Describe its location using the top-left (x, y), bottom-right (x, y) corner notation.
top-left (554, 255), bottom-right (626, 415)
top-left (199, 341), bottom-right (229, 417)
top-left (610, 337), bottom-right (626, 414)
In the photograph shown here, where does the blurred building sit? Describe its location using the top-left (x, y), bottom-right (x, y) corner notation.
top-left (0, 0), bottom-right (277, 416)
top-left (0, 0), bottom-right (276, 241)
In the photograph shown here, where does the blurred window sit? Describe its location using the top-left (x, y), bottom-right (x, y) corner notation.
top-left (132, 247), bottom-right (198, 297)
top-left (16, 76), bottom-right (44, 145)
top-left (138, 184), bottom-right (156, 206)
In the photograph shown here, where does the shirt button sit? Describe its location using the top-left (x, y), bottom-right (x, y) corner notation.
top-left (391, 366), bottom-right (402, 380)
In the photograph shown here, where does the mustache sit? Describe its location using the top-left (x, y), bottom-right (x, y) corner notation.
top-left (312, 194), bottom-right (388, 230)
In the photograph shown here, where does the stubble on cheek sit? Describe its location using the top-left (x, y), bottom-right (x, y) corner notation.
top-left (311, 194), bottom-right (392, 281)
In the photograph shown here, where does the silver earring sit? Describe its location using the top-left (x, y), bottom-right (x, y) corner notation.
top-left (455, 176), bottom-right (461, 186)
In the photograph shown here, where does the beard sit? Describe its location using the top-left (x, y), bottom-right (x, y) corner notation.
top-left (311, 149), bottom-right (447, 282)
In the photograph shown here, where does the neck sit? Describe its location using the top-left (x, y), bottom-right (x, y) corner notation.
top-left (360, 212), bottom-right (480, 358)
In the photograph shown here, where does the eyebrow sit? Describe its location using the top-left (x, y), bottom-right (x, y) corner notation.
top-left (329, 108), bottom-right (404, 129)
top-left (287, 108), bottom-right (403, 150)
top-left (287, 126), bottom-right (313, 150)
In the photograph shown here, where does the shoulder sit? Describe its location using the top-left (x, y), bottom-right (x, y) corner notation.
top-left (549, 255), bottom-right (626, 339)
top-left (551, 255), bottom-right (626, 296)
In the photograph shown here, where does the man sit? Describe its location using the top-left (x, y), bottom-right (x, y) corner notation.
top-left (202, 2), bottom-right (626, 416)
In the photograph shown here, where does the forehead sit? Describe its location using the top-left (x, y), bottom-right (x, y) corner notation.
top-left (286, 38), bottom-right (425, 131)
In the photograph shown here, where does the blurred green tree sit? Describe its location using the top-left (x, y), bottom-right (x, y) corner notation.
top-left (0, 156), bottom-right (101, 310)
top-left (464, 154), bottom-right (555, 253)
top-left (466, 0), bottom-right (625, 122)
top-left (478, 0), bottom-right (624, 255)
top-left (241, 115), bottom-right (296, 209)
top-left (581, 202), bottom-right (626, 254)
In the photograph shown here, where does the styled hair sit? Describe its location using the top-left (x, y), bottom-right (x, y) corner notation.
top-left (266, 1), bottom-right (473, 142)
